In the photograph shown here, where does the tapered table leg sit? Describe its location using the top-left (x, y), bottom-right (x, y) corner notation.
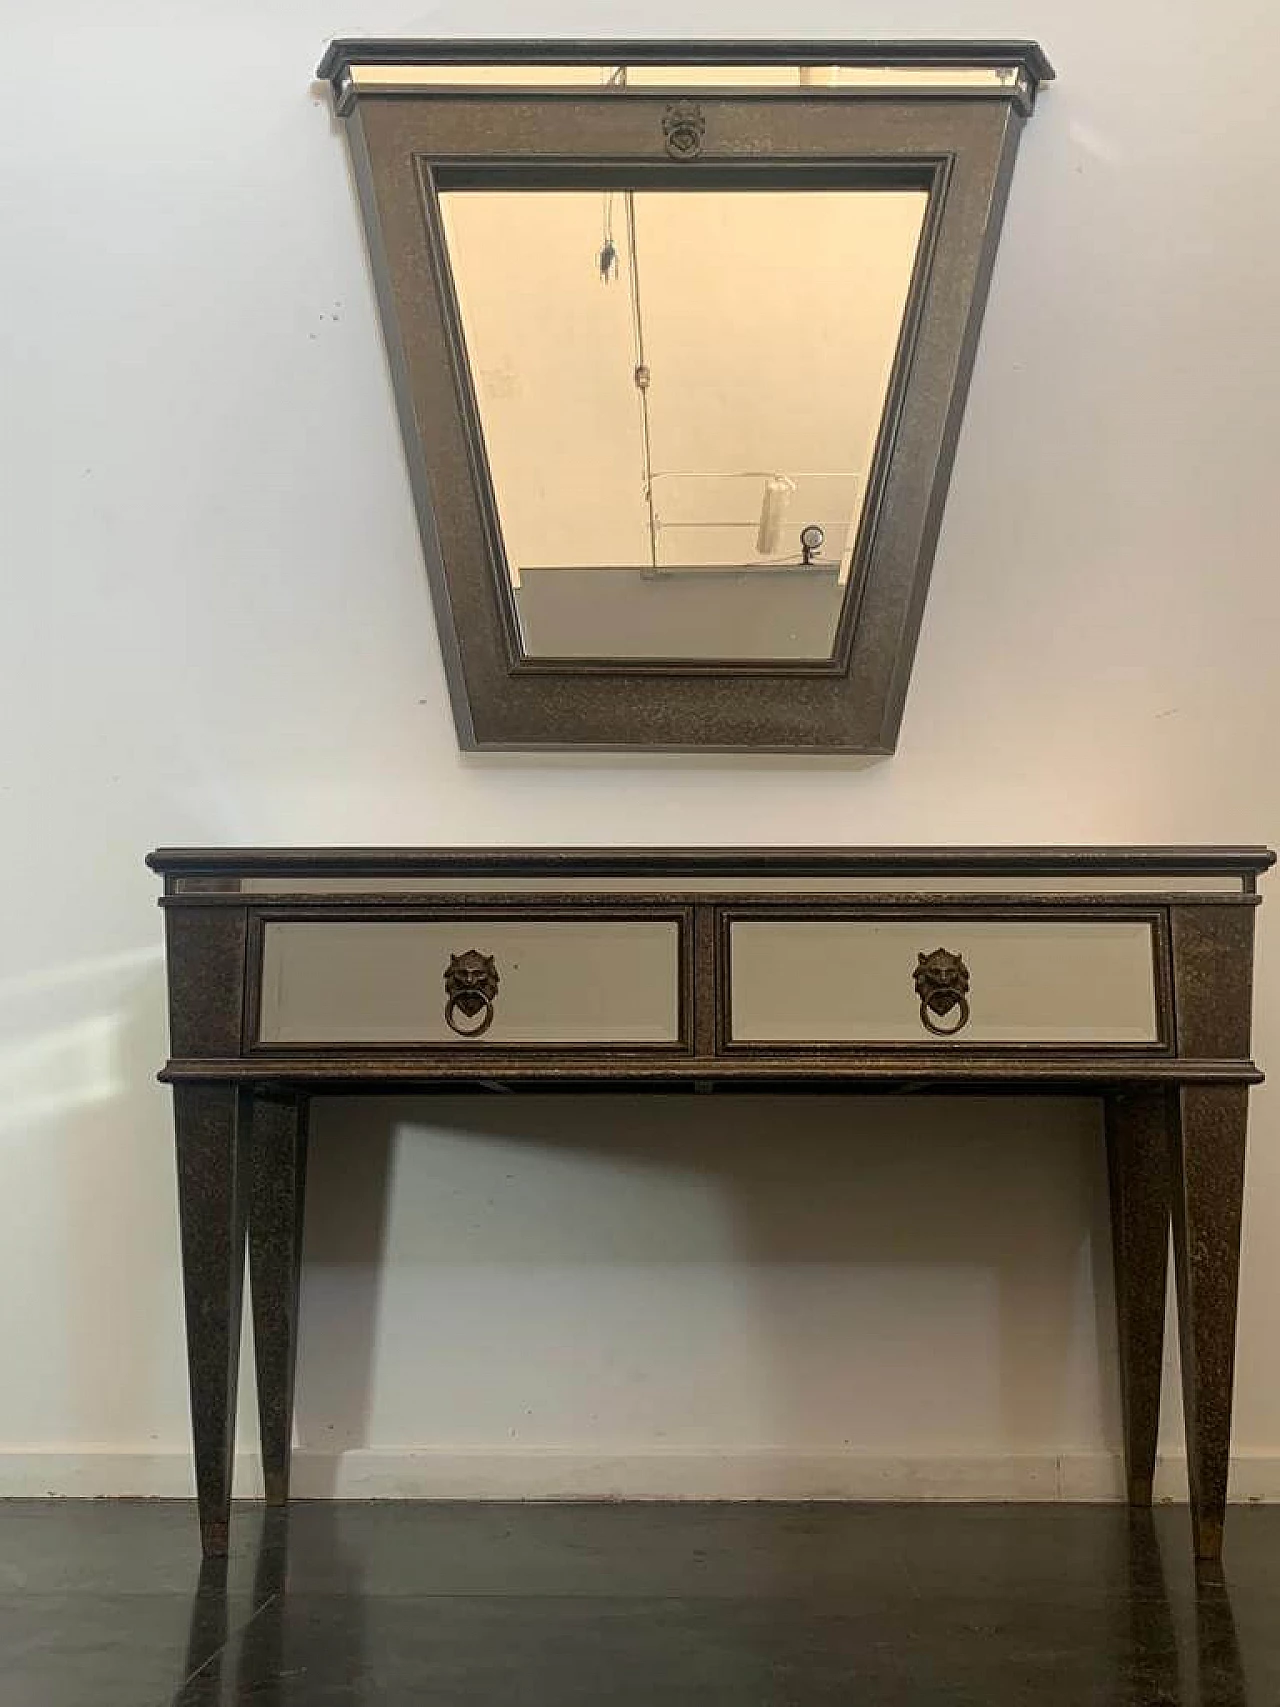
top-left (1104, 1088), bottom-right (1172, 1506)
top-left (1168, 1084), bottom-right (1249, 1562)
top-left (248, 1094), bottom-right (310, 1507)
top-left (174, 1082), bottom-right (252, 1557)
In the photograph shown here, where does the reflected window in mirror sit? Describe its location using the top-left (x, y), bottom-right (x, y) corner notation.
top-left (441, 186), bottom-right (928, 660)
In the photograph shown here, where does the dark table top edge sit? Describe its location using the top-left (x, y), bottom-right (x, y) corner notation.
top-left (146, 846), bottom-right (1276, 878)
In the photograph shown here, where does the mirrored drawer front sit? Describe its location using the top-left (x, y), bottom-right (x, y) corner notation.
top-left (257, 919), bottom-right (682, 1046)
top-left (728, 919), bottom-right (1160, 1045)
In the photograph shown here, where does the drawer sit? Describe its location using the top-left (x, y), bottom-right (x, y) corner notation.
top-left (727, 918), bottom-right (1162, 1046)
top-left (255, 916), bottom-right (685, 1047)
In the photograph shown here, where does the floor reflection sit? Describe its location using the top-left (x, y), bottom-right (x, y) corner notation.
top-left (178, 1553), bottom-right (234, 1690)
top-left (1122, 1509), bottom-right (1181, 1701)
top-left (1122, 1511), bottom-right (1249, 1706)
top-left (174, 1506), bottom-right (357, 1705)
top-left (159, 1502), bottom-right (1260, 1705)
top-left (1192, 1558), bottom-right (1248, 1707)
top-left (174, 1511), bottom-right (289, 1704)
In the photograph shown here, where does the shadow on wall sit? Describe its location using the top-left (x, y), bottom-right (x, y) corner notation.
top-left (294, 1092), bottom-right (1119, 1489)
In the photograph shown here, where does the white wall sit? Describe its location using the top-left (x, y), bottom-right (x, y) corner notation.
top-left (2, 0), bottom-right (1278, 1501)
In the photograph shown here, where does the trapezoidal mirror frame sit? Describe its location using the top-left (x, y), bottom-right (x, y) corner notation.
top-left (318, 39), bottom-right (1053, 752)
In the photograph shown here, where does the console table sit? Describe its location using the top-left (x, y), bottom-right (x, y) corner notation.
top-left (148, 845), bottom-right (1272, 1559)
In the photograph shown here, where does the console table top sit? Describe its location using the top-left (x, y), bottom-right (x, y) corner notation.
top-left (148, 845), bottom-right (1276, 879)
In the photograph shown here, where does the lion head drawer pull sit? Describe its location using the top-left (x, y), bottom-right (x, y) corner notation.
top-left (914, 948), bottom-right (971, 1038)
top-left (444, 950), bottom-right (500, 1038)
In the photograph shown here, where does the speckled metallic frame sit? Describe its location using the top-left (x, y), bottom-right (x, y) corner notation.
top-left (317, 40), bottom-right (1052, 750)
top-left (150, 842), bottom-right (1270, 1563)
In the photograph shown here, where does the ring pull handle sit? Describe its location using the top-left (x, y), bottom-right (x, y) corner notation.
top-left (444, 950), bottom-right (500, 1039)
top-left (913, 949), bottom-right (971, 1039)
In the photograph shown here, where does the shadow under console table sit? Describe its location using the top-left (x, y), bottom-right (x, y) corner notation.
top-left (148, 845), bottom-right (1272, 1559)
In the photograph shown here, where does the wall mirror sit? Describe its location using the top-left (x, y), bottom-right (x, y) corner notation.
top-left (318, 40), bottom-right (1053, 750)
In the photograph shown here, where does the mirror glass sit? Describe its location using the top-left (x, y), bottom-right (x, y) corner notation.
top-left (439, 186), bottom-right (928, 660)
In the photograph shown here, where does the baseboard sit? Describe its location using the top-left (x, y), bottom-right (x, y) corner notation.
top-left (2, 1447), bottom-right (1280, 1502)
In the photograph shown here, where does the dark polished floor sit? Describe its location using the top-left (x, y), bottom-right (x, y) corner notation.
top-left (2, 1500), bottom-right (1278, 1705)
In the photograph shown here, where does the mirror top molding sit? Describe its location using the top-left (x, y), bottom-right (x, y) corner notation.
top-left (318, 40), bottom-right (1054, 118)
